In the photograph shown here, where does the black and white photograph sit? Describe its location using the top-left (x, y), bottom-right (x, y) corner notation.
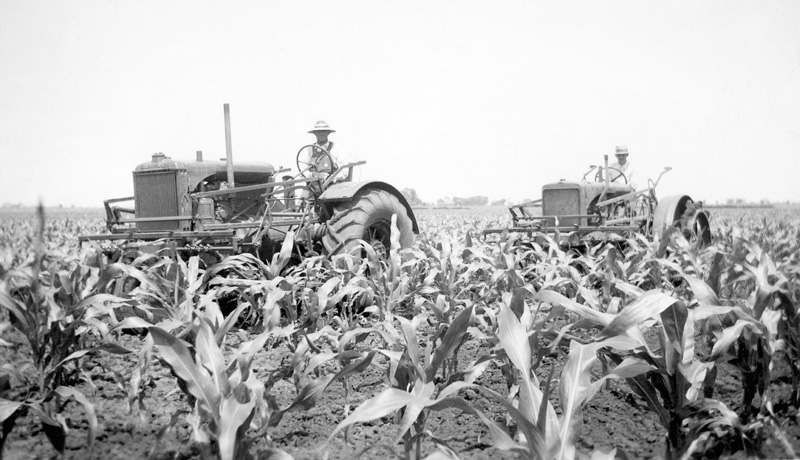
top-left (1, 2), bottom-right (798, 459)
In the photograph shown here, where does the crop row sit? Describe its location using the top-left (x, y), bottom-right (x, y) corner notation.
top-left (0, 206), bottom-right (799, 459)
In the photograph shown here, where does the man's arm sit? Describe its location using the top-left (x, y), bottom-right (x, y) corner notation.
top-left (625, 163), bottom-right (635, 188)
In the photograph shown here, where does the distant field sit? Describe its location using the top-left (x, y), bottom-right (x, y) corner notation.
top-left (0, 206), bottom-right (104, 217)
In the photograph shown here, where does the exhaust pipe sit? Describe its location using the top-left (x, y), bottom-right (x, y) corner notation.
top-left (224, 103), bottom-right (235, 188)
top-left (599, 154), bottom-right (610, 203)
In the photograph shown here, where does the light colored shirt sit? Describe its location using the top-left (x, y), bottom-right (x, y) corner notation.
top-left (609, 160), bottom-right (636, 189)
top-left (305, 141), bottom-right (337, 175)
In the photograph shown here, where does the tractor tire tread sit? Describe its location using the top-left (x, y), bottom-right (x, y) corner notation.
top-left (322, 189), bottom-right (414, 256)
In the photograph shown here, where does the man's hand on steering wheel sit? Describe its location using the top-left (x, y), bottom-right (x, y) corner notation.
top-left (296, 144), bottom-right (333, 179)
top-left (595, 167), bottom-right (628, 184)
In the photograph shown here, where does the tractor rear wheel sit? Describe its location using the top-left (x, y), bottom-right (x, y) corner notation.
top-left (653, 195), bottom-right (712, 247)
top-left (322, 189), bottom-right (415, 257)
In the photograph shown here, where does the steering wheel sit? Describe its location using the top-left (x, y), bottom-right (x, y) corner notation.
top-left (595, 167), bottom-right (628, 184)
top-left (296, 144), bottom-right (333, 179)
top-left (582, 166), bottom-right (598, 182)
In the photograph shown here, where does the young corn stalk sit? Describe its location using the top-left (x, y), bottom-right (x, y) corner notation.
top-left (686, 238), bottom-right (798, 457)
top-left (721, 239), bottom-right (799, 413)
top-left (0, 205), bottom-right (132, 455)
top-left (477, 289), bottom-right (634, 460)
top-left (149, 317), bottom-right (293, 460)
top-left (325, 303), bottom-right (477, 460)
top-left (593, 280), bottom-right (761, 459)
top-left (320, 222), bottom-right (480, 459)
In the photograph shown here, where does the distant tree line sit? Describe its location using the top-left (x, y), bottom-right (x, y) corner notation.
top-left (452, 196), bottom-right (489, 206)
top-left (402, 189), bottom-right (509, 207)
top-left (401, 189), bottom-right (424, 206)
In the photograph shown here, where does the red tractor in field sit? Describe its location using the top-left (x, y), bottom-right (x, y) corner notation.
top-left (79, 106), bottom-right (418, 263)
top-left (484, 155), bottom-right (712, 248)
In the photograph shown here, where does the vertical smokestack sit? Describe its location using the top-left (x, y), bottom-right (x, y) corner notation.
top-left (224, 103), bottom-right (235, 187)
top-left (196, 150), bottom-right (203, 162)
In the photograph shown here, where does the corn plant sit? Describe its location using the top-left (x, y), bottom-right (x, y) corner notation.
top-left (325, 303), bottom-right (477, 460)
top-left (473, 290), bottom-right (626, 460)
top-left (317, 224), bottom-right (491, 459)
top-left (149, 317), bottom-right (293, 460)
top-left (589, 269), bottom-right (772, 460)
top-left (0, 205), bottom-right (132, 455)
top-left (719, 238), bottom-right (800, 413)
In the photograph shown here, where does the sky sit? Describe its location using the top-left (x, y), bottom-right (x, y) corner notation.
top-left (1, 1), bottom-right (799, 207)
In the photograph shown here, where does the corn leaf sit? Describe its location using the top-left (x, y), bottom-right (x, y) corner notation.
top-left (112, 316), bottom-right (154, 330)
top-left (327, 388), bottom-right (423, 442)
top-left (393, 379), bottom-right (436, 444)
top-left (389, 214), bottom-right (402, 276)
top-left (660, 301), bottom-right (688, 351)
top-left (509, 286), bottom-right (527, 319)
top-left (194, 321), bottom-right (231, 398)
top-left (316, 277), bottom-right (342, 315)
top-left (660, 301), bottom-right (688, 375)
top-left (27, 404), bottom-right (66, 453)
top-left (426, 396), bottom-right (526, 454)
top-left (536, 289), bottom-right (613, 328)
top-left (301, 351), bottom-right (337, 377)
top-left (271, 350), bottom-right (377, 425)
top-left (101, 263), bottom-right (161, 294)
top-left (681, 275), bottom-right (720, 306)
top-left (595, 356), bottom-right (668, 429)
top-left (127, 333), bottom-right (154, 413)
top-left (558, 340), bottom-right (598, 460)
top-left (467, 384), bottom-right (548, 459)
top-left (708, 319), bottom-right (763, 361)
top-left (185, 255), bottom-right (204, 294)
top-left (679, 360), bottom-right (713, 401)
top-left (338, 327), bottom-right (397, 355)
top-left (150, 327), bottom-right (221, 421)
top-left (497, 299), bottom-right (560, 452)
top-left (53, 386), bottom-right (98, 449)
top-left (600, 290), bottom-right (679, 339)
top-left (0, 399), bottom-right (23, 424)
top-left (50, 342), bottom-right (133, 375)
top-left (425, 305), bottom-right (473, 382)
top-left (614, 281), bottom-right (645, 300)
top-left (0, 288), bottom-right (30, 331)
top-left (217, 390), bottom-right (256, 460)
top-left (691, 304), bottom-right (739, 323)
top-left (497, 301), bottom-right (532, 378)
top-left (396, 316), bottom-right (425, 380)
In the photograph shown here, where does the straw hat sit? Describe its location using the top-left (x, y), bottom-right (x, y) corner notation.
top-left (615, 146), bottom-right (629, 156)
top-left (309, 120), bottom-right (335, 133)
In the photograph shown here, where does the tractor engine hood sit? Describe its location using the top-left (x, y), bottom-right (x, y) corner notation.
top-left (134, 152), bottom-right (275, 192)
top-left (542, 180), bottom-right (633, 196)
top-left (541, 180), bottom-right (636, 227)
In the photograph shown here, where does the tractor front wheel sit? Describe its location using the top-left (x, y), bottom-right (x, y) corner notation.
top-left (322, 189), bottom-right (415, 257)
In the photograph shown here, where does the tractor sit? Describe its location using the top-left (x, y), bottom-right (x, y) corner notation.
top-left (483, 154), bottom-right (712, 248)
top-left (79, 105), bottom-right (418, 264)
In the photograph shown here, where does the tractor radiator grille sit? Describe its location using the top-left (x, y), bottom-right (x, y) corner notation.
top-left (134, 171), bottom-right (179, 231)
top-left (542, 188), bottom-right (580, 226)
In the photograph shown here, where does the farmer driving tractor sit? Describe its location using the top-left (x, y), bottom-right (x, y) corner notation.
top-left (608, 145), bottom-right (636, 189)
top-left (305, 120), bottom-right (338, 177)
top-left (295, 120), bottom-right (340, 198)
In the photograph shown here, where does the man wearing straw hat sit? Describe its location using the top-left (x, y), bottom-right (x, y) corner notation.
top-left (305, 120), bottom-right (338, 176)
top-left (297, 120), bottom-right (340, 200)
top-left (609, 145), bottom-right (636, 189)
